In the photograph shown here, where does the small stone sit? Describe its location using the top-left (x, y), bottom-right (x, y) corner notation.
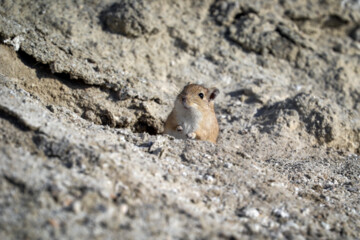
top-left (3, 36), bottom-right (24, 51)
top-left (120, 204), bottom-right (128, 215)
top-left (245, 208), bottom-right (260, 218)
top-left (272, 207), bottom-right (290, 219)
top-left (204, 175), bottom-right (214, 183)
top-left (321, 221), bottom-right (330, 231)
top-left (245, 223), bottom-right (261, 233)
top-left (71, 201), bottom-right (82, 213)
top-left (236, 207), bottom-right (260, 219)
top-left (149, 138), bottom-right (166, 156)
top-left (48, 218), bottom-right (59, 228)
top-left (346, 187), bottom-right (358, 193)
top-left (236, 151), bottom-right (251, 159)
top-left (82, 110), bottom-right (97, 122)
top-left (46, 105), bottom-right (56, 113)
top-left (350, 27), bottom-right (360, 42)
top-left (100, 0), bottom-right (159, 38)
top-left (223, 162), bottom-right (232, 168)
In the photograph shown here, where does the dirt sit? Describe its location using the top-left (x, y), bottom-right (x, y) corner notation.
top-left (0, 0), bottom-right (359, 239)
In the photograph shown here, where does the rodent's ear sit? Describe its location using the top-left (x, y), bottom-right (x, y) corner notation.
top-left (208, 88), bottom-right (219, 101)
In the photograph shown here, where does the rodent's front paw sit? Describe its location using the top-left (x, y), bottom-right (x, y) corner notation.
top-left (176, 125), bottom-right (183, 132)
top-left (187, 132), bottom-right (196, 139)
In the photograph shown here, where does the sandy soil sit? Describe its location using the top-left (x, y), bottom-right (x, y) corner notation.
top-left (0, 0), bottom-right (359, 239)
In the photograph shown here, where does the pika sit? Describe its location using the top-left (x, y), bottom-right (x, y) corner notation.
top-left (164, 83), bottom-right (219, 143)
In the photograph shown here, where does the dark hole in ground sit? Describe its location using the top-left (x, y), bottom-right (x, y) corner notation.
top-left (233, 10), bottom-right (256, 21)
top-left (133, 116), bottom-right (159, 135)
top-left (322, 15), bottom-right (348, 28)
top-left (228, 89), bottom-right (263, 104)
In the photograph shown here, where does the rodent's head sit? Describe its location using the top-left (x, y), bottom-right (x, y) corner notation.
top-left (175, 83), bottom-right (219, 112)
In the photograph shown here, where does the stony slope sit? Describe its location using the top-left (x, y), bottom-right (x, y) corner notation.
top-left (0, 0), bottom-right (359, 239)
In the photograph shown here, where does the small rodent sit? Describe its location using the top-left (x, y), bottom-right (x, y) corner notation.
top-left (164, 83), bottom-right (219, 143)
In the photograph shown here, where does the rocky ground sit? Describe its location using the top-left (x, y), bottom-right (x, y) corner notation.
top-left (0, 0), bottom-right (360, 239)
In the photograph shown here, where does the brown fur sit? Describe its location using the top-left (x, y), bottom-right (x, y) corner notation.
top-left (164, 84), bottom-right (219, 143)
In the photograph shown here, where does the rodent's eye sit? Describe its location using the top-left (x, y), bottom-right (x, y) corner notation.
top-left (198, 93), bottom-right (204, 99)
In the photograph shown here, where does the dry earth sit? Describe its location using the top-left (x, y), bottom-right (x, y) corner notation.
top-left (0, 0), bottom-right (360, 239)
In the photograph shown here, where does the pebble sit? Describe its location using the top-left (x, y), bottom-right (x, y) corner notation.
top-left (236, 207), bottom-right (260, 219)
top-left (321, 221), bottom-right (330, 231)
top-left (272, 207), bottom-right (290, 219)
top-left (244, 207), bottom-right (260, 218)
top-left (72, 201), bottom-right (82, 213)
top-left (120, 204), bottom-right (128, 215)
top-left (223, 162), bottom-right (232, 168)
top-left (204, 175), bottom-right (214, 183)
